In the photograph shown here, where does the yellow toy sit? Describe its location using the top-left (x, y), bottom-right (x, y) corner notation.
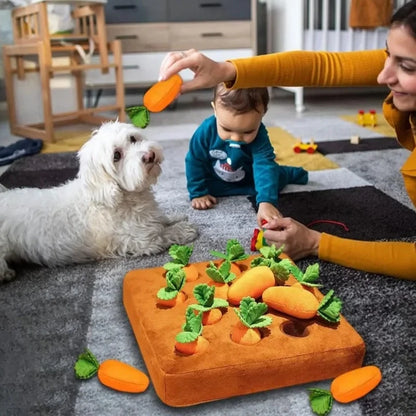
top-left (293, 139), bottom-right (318, 154)
top-left (357, 110), bottom-right (377, 127)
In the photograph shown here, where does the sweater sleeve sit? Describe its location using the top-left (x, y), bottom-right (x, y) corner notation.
top-left (318, 233), bottom-right (416, 280)
top-left (229, 49), bottom-right (386, 89)
top-left (251, 124), bottom-right (279, 206)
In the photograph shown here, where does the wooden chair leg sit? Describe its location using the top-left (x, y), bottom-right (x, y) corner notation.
top-left (2, 46), bottom-right (19, 134)
top-left (112, 40), bottom-right (125, 122)
top-left (37, 41), bottom-right (54, 142)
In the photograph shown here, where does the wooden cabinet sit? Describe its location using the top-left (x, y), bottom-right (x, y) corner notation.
top-left (85, 0), bottom-right (259, 89)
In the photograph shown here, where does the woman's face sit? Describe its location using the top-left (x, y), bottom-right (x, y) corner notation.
top-left (377, 24), bottom-right (416, 111)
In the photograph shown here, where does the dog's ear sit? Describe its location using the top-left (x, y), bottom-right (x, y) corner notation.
top-left (77, 135), bottom-right (122, 208)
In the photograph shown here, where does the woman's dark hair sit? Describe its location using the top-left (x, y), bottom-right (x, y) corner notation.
top-left (214, 84), bottom-right (269, 114)
top-left (391, 0), bottom-right (416, 38)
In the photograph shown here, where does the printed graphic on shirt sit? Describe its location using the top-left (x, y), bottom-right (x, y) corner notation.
top-left (209, 149), bottom-right (246, 183)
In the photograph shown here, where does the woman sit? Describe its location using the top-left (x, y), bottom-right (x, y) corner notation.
top-left (158, 1), bottom-right (416, 280)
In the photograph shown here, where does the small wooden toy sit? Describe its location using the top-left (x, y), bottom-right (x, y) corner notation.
top-left (293, 139), bottom-right (318, 153)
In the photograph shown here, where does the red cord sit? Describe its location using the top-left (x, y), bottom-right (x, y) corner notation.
top-left (307, 219), bottom-right (349, 232)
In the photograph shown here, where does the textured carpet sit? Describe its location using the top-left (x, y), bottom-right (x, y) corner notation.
top-left (0, 137), bottom-right (415, 416)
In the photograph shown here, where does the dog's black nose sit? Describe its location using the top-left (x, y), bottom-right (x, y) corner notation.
top-left (142, 151), bottom-right (155, 164)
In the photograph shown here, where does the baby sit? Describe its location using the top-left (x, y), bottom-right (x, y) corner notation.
top-left (185, 84), bottom-right (308, 226)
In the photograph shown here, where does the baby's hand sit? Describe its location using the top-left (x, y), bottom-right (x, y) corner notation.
top-left (257, 202), bottom-right (282, 227)
top-left (191, 195), bottom-right (217, 210)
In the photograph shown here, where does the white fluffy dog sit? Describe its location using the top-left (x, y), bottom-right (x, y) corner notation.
top-left (0, 121), bottom-right (198, 282)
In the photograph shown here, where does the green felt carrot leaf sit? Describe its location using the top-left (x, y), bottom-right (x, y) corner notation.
top-left (259, 244), bottom-right (284, 261)
top-left (234, 297), bottom-right (272, 329)
top-left (251, 244), bottom-right (291, 283)
top-left (190, 284), bottom-right (229, 312)
top-left (210, 239), bottom-right (249, 262)
top-left (125, 106), bottom-right (150, 128)
top-left (309, 388), bottom-right (333, 416)
top-left (317, 289), bottom-right (343, 323)
top-left (163, 244), bottom-right (194, 270)
top-left (74, 349), bottom-right (100, 379)
top-left (175, 308), bottom-right (203, 343)
top-left (289, 263), bottom-right (322, 287)
top-left (269, 258), bottom-right (292, 281)
top-left (205, 260), bottom-right (236, 284)
top-left (157, 268), bottom-right (186, 300)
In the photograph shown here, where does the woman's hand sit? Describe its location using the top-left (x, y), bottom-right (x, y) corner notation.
top-left (158, 49), bottom-right (237, 94)
top-left (262, 217), bottom-right (322, 260)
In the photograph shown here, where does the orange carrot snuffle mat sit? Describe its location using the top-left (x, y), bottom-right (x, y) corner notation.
top-left (115, 241), bottom-right (381, 414)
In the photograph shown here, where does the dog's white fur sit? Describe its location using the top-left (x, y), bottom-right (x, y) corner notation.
top-left (0, 121), bottom-right (198, 282)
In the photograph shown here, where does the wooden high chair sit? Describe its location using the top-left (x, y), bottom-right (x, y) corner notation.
top-left (2, 1), bottom-right (125, 143)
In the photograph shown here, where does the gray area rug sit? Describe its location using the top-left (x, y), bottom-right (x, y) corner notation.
top-left (1, 138), bottom-right (415, 416)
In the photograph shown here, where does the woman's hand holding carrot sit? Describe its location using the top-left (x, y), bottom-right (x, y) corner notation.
top-left (262, 217), bottom-right (322, 260)
top-left (158, 49), bottom-right (237, 94)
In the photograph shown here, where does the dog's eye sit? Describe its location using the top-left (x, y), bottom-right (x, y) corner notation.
top-left (113, 150), bottom-right (122, 162)
top-left (130, 135), bottom-right (137, 143)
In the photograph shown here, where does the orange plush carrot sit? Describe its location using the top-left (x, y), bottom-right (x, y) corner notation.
top-left (188, 284), bottom-right (229, 325)
top-left (74, 349), bottom-right (149, 393)
top-left (210, 239), bottom-right (249, 276)
top-left (143, 74), bottom-right (182, 112)
top-left (227, 266), bottom-right (275, 305)
top-left (174, 335), bottom-right (209, 355)
top-left (156, 268), bottom-right (187, 307)
top-left (309, 365), bottom-right (382, 415)
top-left (163, 244), bottom-right (199, 282)
top-left (205, 260), bottom-right (237, 299)
top-left (262, 285), bottom-right (319, 319)
top-left (183, 263), bottom-right (199, 282)
top-left (331, 365), bottom-right (382, 403)
top-left (230, 320), bottom-right (262, 345)
top-left (98, 359), bottom-right (150, 393)
top-left (262, 286), bottom-right (343, 323)
top-left (175, 308), bottom-right (209, 355)
top-left (231, 297), bottom-right (272, 345)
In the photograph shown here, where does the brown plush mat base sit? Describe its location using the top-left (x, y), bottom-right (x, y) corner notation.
top-left (123, 256), bottom-right (365, 407)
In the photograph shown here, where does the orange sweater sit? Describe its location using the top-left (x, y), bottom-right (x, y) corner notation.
top-left (230, 50), bottom-right (416, 280)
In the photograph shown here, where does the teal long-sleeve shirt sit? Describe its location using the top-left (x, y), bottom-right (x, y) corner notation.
top-left (185, 115), bottom-right (307, 206)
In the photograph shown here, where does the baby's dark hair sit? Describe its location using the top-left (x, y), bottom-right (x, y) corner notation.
top-left (214, 83), bottom-right (269, 114)
top-left (391, 0), bottom-right (416, 39)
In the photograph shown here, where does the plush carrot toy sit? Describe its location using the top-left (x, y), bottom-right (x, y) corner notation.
top-left (227, 265), bottom-right (276, 305)
top-left (231, 296), bottom-right (273, 345)
top-left (205, 260), bottom-right (237, 299)
top-left (250, 244), bottom-right (291, 284)
top-left (210, 239), bottom-right (249, 276)
top-left (143, 74), bottom-right (183, 112)
top-left (74, 349), bottom-right (149, 393)
top-left (156, 267), bottom-right (187, 307)
top-left (126, 75), bottom-right (183, 127)
top-left (175, 307), bottom-right (209, 355)
top-left (163, 244), bottom-right (199, 282)
top-left (309, 365), bottom-right (382, 415)
top-left (188, 283), bottom-right (229, 325)
top-left (262, 286), bottom-right (343, 323)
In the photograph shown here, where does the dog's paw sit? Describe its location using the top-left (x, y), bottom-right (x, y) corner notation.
top-left (0, 264), bottom-right (16, 283)
top-left (166, 221), bottom-right (199, 245)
